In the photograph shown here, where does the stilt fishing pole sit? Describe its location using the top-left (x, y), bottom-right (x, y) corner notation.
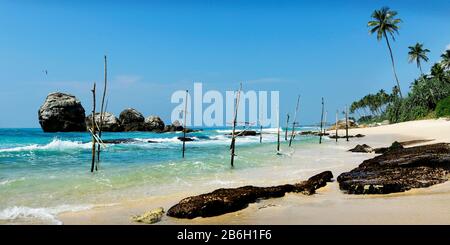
top-left (90, 83), bottom-right (97, 172)
top-left (289, 95), bottom-right (300, 147)
top-left (182, 90), bottom-right (189, 158)
top-left (319, 97), bottom-right (324, 144)
top-left (230, 83), bottom-right (242, 167)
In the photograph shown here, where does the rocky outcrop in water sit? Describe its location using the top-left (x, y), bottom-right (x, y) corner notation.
top-left (327, 119), bottom-right (357, 130)
top-left (299, 131), bottom-right (329, 136)
top-left (164, 120), bottom-right (184, 132)
top-left (167, 171), bottom-right (333, 219)
top-left (86, 112), bottom-right (122, 132)
top-left (38, 92), bottom-right (86, 132)
top-left (177, 137), bottom-right (195, 142)
top-left (145, 116), bottom-right (165, 132)
top-left (337, 143), bottom-right (450, 194)
top-left (329, 134), bottom-right (365, 139)
top-left (226, 130), bottom-right (259, 137)
top-left (119, 108), bottom-right (146, 131)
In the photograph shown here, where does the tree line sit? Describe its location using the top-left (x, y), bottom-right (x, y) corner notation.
top-left (350, 7), bottom-right (450, 124)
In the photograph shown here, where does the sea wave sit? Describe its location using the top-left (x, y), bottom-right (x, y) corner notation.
top-left (0, 177), bottom-right (26, 186)
top-left (0, 139), bottom-right (91, 153)
top-left (0, 204), bottom-right (93, 225)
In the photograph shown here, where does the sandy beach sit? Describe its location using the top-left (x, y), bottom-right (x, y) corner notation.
top-left (58, 118), bottom-right (450, 225)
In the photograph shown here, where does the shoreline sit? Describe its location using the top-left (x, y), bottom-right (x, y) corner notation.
top-left (58, 118), bottom-right (450, 224)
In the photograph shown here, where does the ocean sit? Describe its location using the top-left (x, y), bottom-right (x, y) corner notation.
top-left (0, 127), bottom-right (323, 224)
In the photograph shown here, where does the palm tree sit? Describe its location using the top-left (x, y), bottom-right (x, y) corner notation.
top-left (408, 43), bottom-right (430, 74)
top-left (368, 7), bottom-right (403, 98)
top-left (431, 63), bottom-right (445, 80)
top-left (441, 49), bottom-right (450, 70)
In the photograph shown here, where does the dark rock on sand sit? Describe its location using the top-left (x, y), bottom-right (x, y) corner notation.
top-left (373, 141), bottom-right (403, 154)
top-left (355, 134), bottom-right (365, 138)
top-left (349, 144), bottom-right (373, 153)
top-left (119, 108), bottom-right (146, 131)
top-left (38, 92), bottom-right (86, 132)
top-left (337, 143), bottom-right (450, 194)
top-left (167, 171), bottom-right (333, 219)
top-left (86, 112), bottom-right (123, 132)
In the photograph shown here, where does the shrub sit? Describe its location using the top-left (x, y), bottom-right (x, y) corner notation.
top-left (435, 96), bottom-right (450, 118)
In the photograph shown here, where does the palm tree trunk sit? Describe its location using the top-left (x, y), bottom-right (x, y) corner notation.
top-left (419, 62), bottom-right (423, 75)
top-left (384, 32), bottom-right (403, 98)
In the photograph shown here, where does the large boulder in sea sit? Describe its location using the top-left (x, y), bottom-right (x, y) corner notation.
top-left (38, 92), bottom-right (86, 132)
top-left (144, 116), bottom-right (165, 132)
top-left (86, 112), bottom-right (123, 132)
top-left (119, 108), bottom-right (146, 131)
top-left (164, 120), bottom-right (184, 132)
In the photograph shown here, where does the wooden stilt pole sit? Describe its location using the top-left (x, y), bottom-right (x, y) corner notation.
top-left (345, 105), bottom-right (349, 142)
top-left (230, 84), bottom-right (242, 167)
top-left (277, 107), bottom-right (281, 152)
top-left (284, 113), bottom-right (289, 141)
top-left (319, 97), bottom-right (324, 144)
top-left (97, 55), bottom-right (107, 168)
top-left (323, 110), bottom-right (327, 134)
top-left (259, 124), bottom-right (263, 143)
top-left (289, 95), bottom-right (300, 147)
top-left (182, 90), bottom-right (188, 158)
top-left (90, 83), bottom-right (97, 173)
top-left (335, 109), bottom-right (338, 142)
top-left (259, 106), bottom-right (263, 143)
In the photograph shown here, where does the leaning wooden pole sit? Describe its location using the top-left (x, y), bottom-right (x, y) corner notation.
top-left (335, 109), bottom-right (338, 142)
top-left (323, 110), bottom-right (327, 134)
top-left (90, 83), bottom-right (97, 173)
top-left (288, 95), bottom-right (300, 147)
top-left (230, 84), bottom-right (242, 167)
top-left (345, 105), bottom-right (349, 142)
top-left (284, 113), bottom-right (289, 141)
top-left (319, 97), bottom-right (324, 144)
top-left (182, 90), bottom-right (188, 158)
top-left (97, 55), bottom-right (108, 166)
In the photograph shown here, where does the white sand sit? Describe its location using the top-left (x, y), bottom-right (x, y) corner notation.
top-left (59, 118), bottom-right (450, 225)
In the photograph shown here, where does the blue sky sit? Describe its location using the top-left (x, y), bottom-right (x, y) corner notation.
top-left (0, 0), bottom-right (449, 127)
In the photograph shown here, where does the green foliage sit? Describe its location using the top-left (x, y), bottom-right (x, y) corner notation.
top-left (367, 7), bottom-right (401, 41)
top-left (408, 43), bottom-right (430, 73)
top-left (353, 60), bottom-right (450, 124)
top-left (358, 7), bottom-right (450, 124)
top-left (441, 49), bottom-right (450, 70)
top-left (435, 96), bottom-right (450, 118)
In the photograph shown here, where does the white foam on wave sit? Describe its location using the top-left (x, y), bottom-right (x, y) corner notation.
top-left (0, 139), bottom-right (91, 153)
top-left (0, 177), bottom-right (26, 186)
top-left (0, 204), bottom-right (93, 225)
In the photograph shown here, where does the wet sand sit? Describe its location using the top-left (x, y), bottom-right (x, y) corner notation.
top-left (59, 118), bottom-right (450, 225)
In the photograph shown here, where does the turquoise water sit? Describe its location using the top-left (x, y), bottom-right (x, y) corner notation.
top-left (0, 127), bottom-right (319, 224)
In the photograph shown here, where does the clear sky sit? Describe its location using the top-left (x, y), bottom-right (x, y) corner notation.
top-left (0, 0), bottom-right (449, 128)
